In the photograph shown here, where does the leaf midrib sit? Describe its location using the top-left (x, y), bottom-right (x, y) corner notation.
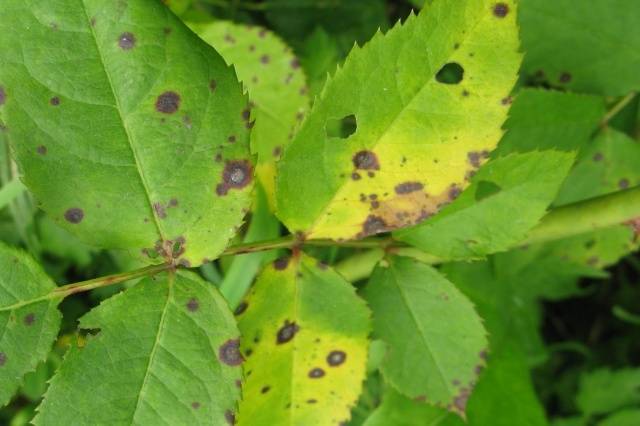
top-left (79, 0), bottom-right (167, 245)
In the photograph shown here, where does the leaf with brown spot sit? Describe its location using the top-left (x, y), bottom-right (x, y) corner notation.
top-left (0, 243), bottom-right (63, 407)
top-left (276, 0), bottom-right (521, 240)
top-left (194, 21), bottom-right (309, 209)
top-left (363, 256), bottom-right (488, 417)
top-left (236, 253), bottom-right (370, 425)
top-left (0, 0), bottom-right (253, 267)
top-left (35, 271), bottom-right (241, 425)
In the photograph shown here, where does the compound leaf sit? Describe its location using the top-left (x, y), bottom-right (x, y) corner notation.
top-left (364, 256), bottom-right (487, 417)
top-left (0, 242), bottom-right (62, 407)
top-left (235, 253), bottom-right (370, 425)
top-left (195, 21), bottom-right (309, 206)
top-left (0, 0), bottom-right (252, 267)
top-left (520, 0), bottom-right (640, 96)
top-left (34, 271), bottom-right (242, 425)
top-left (276, 0), bottom-right (521, 240)
top-left (395, 151), bottom-right (575, 260)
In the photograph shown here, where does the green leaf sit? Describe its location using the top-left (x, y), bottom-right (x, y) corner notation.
top-left (363, 256), bottom-right (487, 416)
top-left (0, 0), bottom-right (253, 267)
top-left (363, 387), bottom-right (459, 426)
top-left (576, 368), bottom-right (640, 417)
top-left (276, 0), bottom-right (521, 240)
top-left (395, 151), bottom-right (575, 260)
top-left (235, 253), bottom-right (370, 425)
top-left (598, 410), bottom-right (640, 426)
top-left (494, 88), bottom-right (605, 156)
top-left (520, 0), bottom-right (640, 96)
top-left (34, 271), bottom-right (241, 425)
top-left (0, 242), bottom-right (62, 407)
top-left (195, 21), bottom-right (309, 206)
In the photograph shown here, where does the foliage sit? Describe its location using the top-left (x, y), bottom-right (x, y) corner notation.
top-left (0, 0), bottom-right (639, 425)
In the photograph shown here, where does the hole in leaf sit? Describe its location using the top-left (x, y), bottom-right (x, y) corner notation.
top-left (436, 63), bottom-right (464, 84)
top-left (475, 180), bottom-right (502, 201)
top-left (326, 114), bottom-right (357, 139)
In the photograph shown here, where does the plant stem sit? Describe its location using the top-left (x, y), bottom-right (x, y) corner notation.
top-left (600, 92), bottom-right (637, 128)
top-left (53, 263), bottom-right (173, 298)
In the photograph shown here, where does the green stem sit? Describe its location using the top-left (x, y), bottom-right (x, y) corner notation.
top-left (600, 92), bottom-right (637, 128)
top-left (53, 263), bottom-right (173, 298)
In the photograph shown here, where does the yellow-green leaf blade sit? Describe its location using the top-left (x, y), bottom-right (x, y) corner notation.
top-left (34, 272), bottom-right (242, 425)
top-left (195, 21), bottom-right (309, 207)
top-left (0, 0), bottom-right (253, 267)
top-left (276, 0), bottom-right (521, 240)
top-left (0, 243), bottom-right (62, 407)
top-left (236, 253), bottom-right (370, 426)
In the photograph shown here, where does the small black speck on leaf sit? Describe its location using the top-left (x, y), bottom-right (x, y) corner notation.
top-left (225, 410), bottom-right (236, 425)
top-left (37, 145), bottom-right (47, 155)
top-left (191, 402), bottom-right (200, 410)
top-left (619, 178), bottom-right (630, 189)
top-left (261, 386), bottom-right (271, 394)
top-left (274, 257), bottom-right (289, 270)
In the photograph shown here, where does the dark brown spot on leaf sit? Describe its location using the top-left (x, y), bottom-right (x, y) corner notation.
top-left (307, 399), bottom-right (317, 404)
top-left (395, 181), bottom-right (424, 194)
top-left (559, 72), bottom-right (572, 84)
top-left (153, 202), bottom-right (167, 219)
top-left (351, 172), bottom-right (361, 181)
top-left (50, 97), bottom-right (60, 106)
top-left (327, 350), bottom-right (346, 366)
top-left (191, 402), bottom-right (200, 410)
top-left (260, 55), bottom-right (270, 64)
top-left (261, 386), bottom-right (271, 394)
top-left (216, 160), bottom-right (253, 196)
top-left (274, 257), bottom-right (289, 270)
top-left (219, 339), bottom-right (243, 366)
top-left (225, 410), bottom-right (236, 425)
top-left (361, 215), bottom-right (387, 237)
top-left (64, 208), bottom-right (84, 224)
top-left (453, 387), bottom-right (471, 413)
top-left (0, 352), bottom-right (6, 367)
top-left (0, 86), bottom-right (5, 105)
top-left (209, 80), bottom-right (217, 92)
top-left (24, 313), bottom-right (36, 326)
top-left (155, 91), bottom-right (180, 114)
top-left (619, 178), bottom-right (630, 189)
top-left (276, 320), bottom-right (299, 344)
top-left (493, 3), bottom-right (509, 18)
top-left (353, 150), bottom-right (379, 170)
top-left (593, 152), bottom-right (604, 162)
top-left (228, 135), bottom-right (236, 143)
top-left (234, 301), bottom-right (248, 316)
top-left (118, 32), bottom-right (136, 50)
top-left (37, 145), bottom-right (47, 155)
top-left (291, 58), bottom-right (300, 69)
top-left (309, 367), bottom-right (325, 378)
top-left (186, 298), bottom-right (199, 312)
top-left (449, 185), bottom-right (462, 201)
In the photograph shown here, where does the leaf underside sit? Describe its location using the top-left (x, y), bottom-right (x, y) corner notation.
top-left (34, 272), bottom-right (242, 425)
top-left (276, 0), bottom-right (521, 240)
top-left (0, 0), bottom-right (253, 267)
top-left (235, 253), bottom-right (370, 426)
top-left (0, 243), bottom-right (62, 407)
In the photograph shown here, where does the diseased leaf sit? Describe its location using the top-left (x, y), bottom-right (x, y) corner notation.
top-left (195, 21), bottom-right (309, 206)
top-left (520, 0), bottom-right (640, 96)
top-left (0, 242), bottom-right (62, 407)
top-left (34, 272), bottom-right (241, 425)
top-left (235, 253), bottom-right (370, 425)
top-left (0, 0), bottom-right (253, 267)
top-left (276, 0), bottom-right (521, 240)
top-left (395, 151), bottom-right (574, 260)
top-left (576, 368), bottom-right (640, 417)
top-left (494, 88), bottom-right (605, 156)
top-left (364, 256), bottom-right (487, 416)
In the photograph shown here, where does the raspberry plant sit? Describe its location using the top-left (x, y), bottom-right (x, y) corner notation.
top-left (1, 0), bottom-right (639, 425)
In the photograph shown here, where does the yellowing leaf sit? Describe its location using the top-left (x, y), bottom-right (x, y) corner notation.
top-left (276, 0), bottom-right (521, 240)
top-left (196, 22), bottom-right (309, 207)
top-left (235, 253), bottom-right (370, 426)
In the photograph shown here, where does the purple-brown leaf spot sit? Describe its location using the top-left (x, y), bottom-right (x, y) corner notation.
top-left (24, 313), bottom-right (36, 326)
top-left (153, 202), bottom-right (167, 219)
top-left (155, 91), bottom-right (180, 114)
top-left (308, 367), bottom-right (325, 378)
top-left (50, 97), bottom-right (60, 106)
top-left (0, 86), bottom-right (6, 105)
top-left (216, 160), bottom-right (253, 196)
top-left (191, 402), bottom-right (200, 410)
top-left (274, 257), bottom-right (289, 270)
top-left (619, 178), bottom-right (630, 189)
top-left (260, 54), bottom-right (270, 64)
top-left (118, 32), bottom-right (136, 50)
top-left (219, 339), bottom-right (243, 366)
top-left (395, 181), bottom-right (424, 194)
top-left (37, 145), bottom-right (47, 155)
top-left (64, 208), bottom-right (84, 224)
top-left (276, 320), bottom-right (299, 344)
top-left (353, 150), bottom-right (380, 170)
top-left (225, 410), bottom-right (236, 425)
top-left (0, 352), bottom-right (6, 367)
top-left (593, 152), bottom-right (604, 162)
top-left (327, 350), bottom-right (347, 366)
top-left (209, 80), bottom-right (217, 92)
top-left (361, 215), bottom-right (387, 237)
top-left (186, 298), bottom-right (199, 312)
top-left (453, 387), bottom-right (471, 413)
top-left (493, 3), bottom-right (509, 18)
